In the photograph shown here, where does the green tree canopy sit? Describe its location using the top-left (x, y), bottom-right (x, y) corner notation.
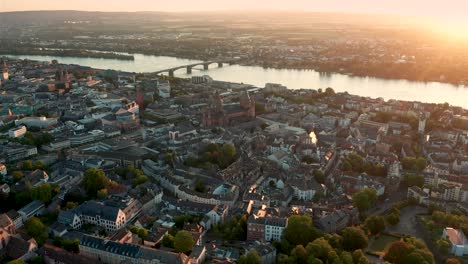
top-left (238, 250), bottom-right (262, 264)
top-left (162, 234), bottom-right (175, 248)
top-left (174, 230), bottom-right (194, 253)
top-left (25, 217), bottom-right (48, 245)
top-left (82, 168), bottom-right (110, 197)
top-left (284, 215), bottom-right (322, 246)
top-left (402, 173), bottom-right (425, 188)
top-left (22, 160), bottom-right (33, 170)
top-left (352, 188), bottom-right (378, 212)
top-left (364, 215), bottom-right (386, 235)
top-left (341, 227), bottom-right (368, 251)
top-left (384, 238), bottom-right (434, 264)
top-left (313, 169), bottom-right (326, 184)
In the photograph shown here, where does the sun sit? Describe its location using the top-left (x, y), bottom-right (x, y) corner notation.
top-left (425, 17), bottom-right (468, 42)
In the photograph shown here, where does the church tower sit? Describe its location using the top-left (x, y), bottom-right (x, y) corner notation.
top-left (418, 113), bottom-right (427, 134)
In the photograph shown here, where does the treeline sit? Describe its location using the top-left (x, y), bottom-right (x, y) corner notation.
top-left (341, 153), bottom-right (387, 177)
top-left (185, 143), bottom-right (237, 170)
top-left (273, 215), bottom-right (373, 264)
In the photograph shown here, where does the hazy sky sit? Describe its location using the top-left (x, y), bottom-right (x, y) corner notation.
top-left (1, 0), bottom-right (467, 21)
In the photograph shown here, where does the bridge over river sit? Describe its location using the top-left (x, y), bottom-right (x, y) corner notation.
top-left (152, 58), bottom-right (240, 77)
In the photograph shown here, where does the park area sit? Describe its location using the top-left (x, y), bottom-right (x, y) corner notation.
top-left (367, 233), bottom-right (401, 257)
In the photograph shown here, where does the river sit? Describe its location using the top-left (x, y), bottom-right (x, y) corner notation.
top-left (4, 53), bottom-right (468, 108)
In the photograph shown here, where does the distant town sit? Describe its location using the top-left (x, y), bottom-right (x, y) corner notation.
top-left (0, 52), bottom-right (467, 263)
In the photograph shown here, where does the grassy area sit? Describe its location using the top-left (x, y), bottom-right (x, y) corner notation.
top-left (367, 234), bottom-right (400, 253)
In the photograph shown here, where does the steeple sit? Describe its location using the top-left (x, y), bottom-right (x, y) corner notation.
top-left (240, 90), bottom-right (252, 109)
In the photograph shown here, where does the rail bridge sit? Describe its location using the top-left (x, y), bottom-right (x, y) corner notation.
top-left (152, 58), bottom-right (239, 77)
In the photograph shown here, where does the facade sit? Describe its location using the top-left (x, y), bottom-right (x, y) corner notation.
top-left (42, 138), bottom-right (71, 151)
top-left (0, 145), bottom-right (38, 161)
top-left (0, 163), bottom-right (7, 176)
top-left (18, 200), bottom-right (45, 222)
top-left (202, 90), bottom-right (255, 127)
top-left (315, 208), bottom-right (359, 233)
top-left (8, 125), bottom-right (27, 138)
top-left (442, 227), bottom-right (468, 256)
top-left (80, 235), bottom-right (188, 264)
top-left (158, 80), bottom-right (171, 98)
top-left (407, 186), bottom-right (430, 205)
top-left (15, 116), bottom-right (58, 128)
top-left (247, 215), bottom-right (288, 242)
top-left (204, 205), bottom-right (229, 229)
top-left (58, 201), bottom-right (127, 232)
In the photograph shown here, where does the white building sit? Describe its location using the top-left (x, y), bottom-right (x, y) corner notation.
top-left (407, 186), bottom-right (429, 205)
top-left (8, 126), bottom-right (27, 138)
top-left (58, 201), bottom-right (127, 232)
top-left (442, 227), bottom-right (468, 256)
top-left (0, 164), bottom-right (7, 176)
top-left (15, 116), bottom-right (58, 128)
top-left (158, 80), bottom-right (171, 98)
top-left (264, 218), bottom-right (287, 241)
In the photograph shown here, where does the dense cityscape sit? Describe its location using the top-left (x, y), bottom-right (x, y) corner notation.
top-left (0, 7), bottom-right (467, 264)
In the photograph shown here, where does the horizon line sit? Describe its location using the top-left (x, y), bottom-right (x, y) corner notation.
top-left (0, 9), bottom-right (434, 19)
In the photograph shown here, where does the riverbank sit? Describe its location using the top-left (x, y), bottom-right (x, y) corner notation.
top-left (0, 48), bottom-right (134, 61)
top-left (3, 53), bottom-right (468, 108)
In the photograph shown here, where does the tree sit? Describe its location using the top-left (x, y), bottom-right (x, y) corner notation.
top-left (384, 241), bottom-right (413, 264)
top-left (82, 168), bottom-right (110, 197)
top-left (7, 260), bottom-right (26, 264)
top-left (35, 160), bottom-right (45, 170)
top-left (384, 239), bottom-right (434, 264)
top-left (325, 87), bottom-right (336, 96)
top-left (339, 251), bottom-right (354, 264)
top-left (31, 183), bottom-right (53, 204)
top-left (63, 239), bottom-right (80, 253)
top-left (162, 234), bottom-right (175, 248)
top-left (30, 256), bottom-right (46, 264)
top-left (404, 249), bottom-right (434, 264)
top-left (133, 175), bottom-right (149, 187)
top-left (401, 157), bottom-right (427, 171)
top-left (137, 228), bottom-right (149, 244)
top-left (352, 188), bottom-right (377, 212)
top-left (24, 217), bottom-right (48, 245)
top-left (22, 160), bottom-right (33, 170)
top-left (239, 250), bottom-right (262, 264)
top-left (302, 155), bottom-right (318, 164)
top-left (313, 169), bottom-right (326, 184)
top-left (445, 258), bottom-right (461, 264)
top-left (66, 201), bottom-right (78, 209)
top-left (12, 170), bottom-right (24, 182)
top-left (386, 213), bottom-right (400, 225)
top-left (436, 238), bottom-right (451, 255)
top-left (352, 250), bottom-right (371, 264)
top-left (306, 238), bottom-right (334, 261)
top-left (97, 189), bottom-right (108, 199)
top-left (341, 227), bottom-right (368, 251)
top-left (174, 230), bottom-right (194, 253)
top-left (364, 215), bottom-right (386, 235)
top-left (195, 179), bottom-right (207, 193)
top-left (402, 173), bottom-right (425, 188)
top-left (284, 215), bottom-right (322, 246)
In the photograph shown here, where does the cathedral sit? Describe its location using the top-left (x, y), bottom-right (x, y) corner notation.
top-left (202, 90), bottom-right (256, 127)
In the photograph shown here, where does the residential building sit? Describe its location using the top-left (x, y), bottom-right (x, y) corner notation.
top-left (442, 227), bottom-right (468, 256)
top-left (58, 200), bottom-right (127, 232)
top-left (407, 186), bottom-right (430, 205)
top-left (15, 116), bottom-right (58, 128)
top-left (18, 200), bottom-right (45, 222)
top-left (247, 215), bottom-right (288, 242)
top-left (8, 125), bottom-right (27, 138)
top-left (79, 235), bottom-right (189, 264)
